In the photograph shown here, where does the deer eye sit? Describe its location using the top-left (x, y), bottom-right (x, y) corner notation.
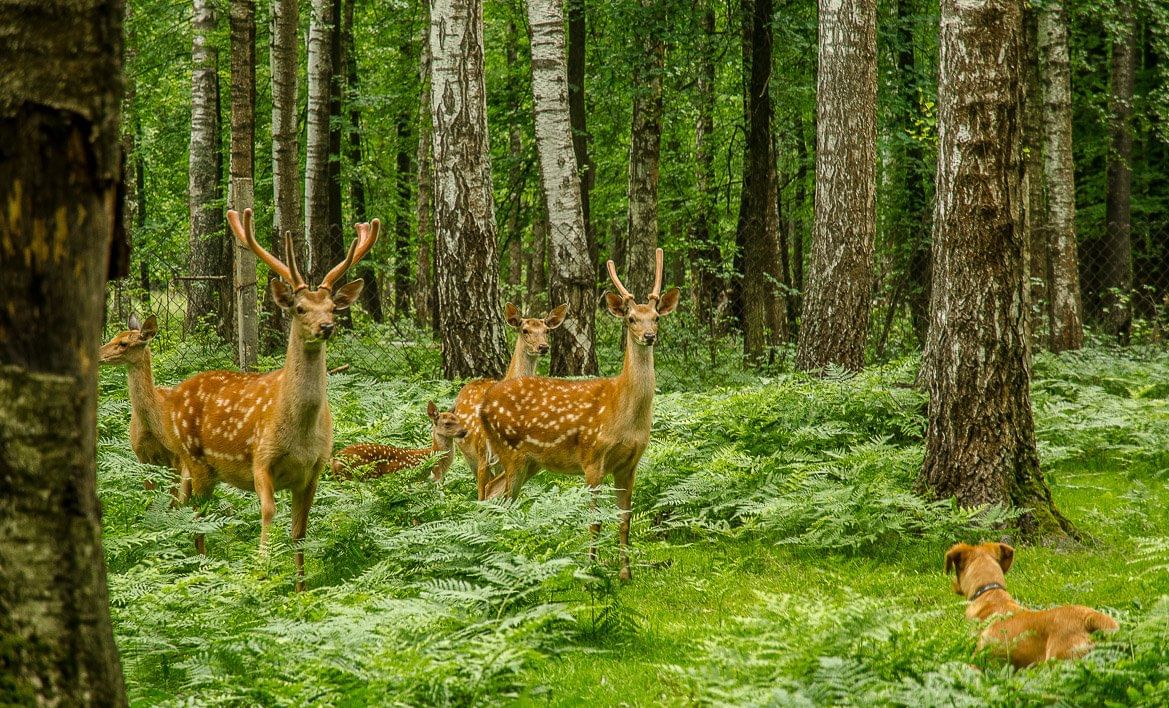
top-left (118, 342), bottom-right (128, 349)
top-left (522, 327), bottom-right (529, 334)
top-left (628, 316), bottom-right (635, 323)
top-left (296, 305), bottom-right (306, 315)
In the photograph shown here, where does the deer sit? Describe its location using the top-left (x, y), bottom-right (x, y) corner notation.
top-left (332, 401), bottom-right (469, 481)
top-left (166, 207), bottom-right (377, 591)
top-left (477, 249), bottom-right (679, 580)
top-left (99, 313), bottom-right (183, 494)
top-left (451, 302), bottom-right (567, 499)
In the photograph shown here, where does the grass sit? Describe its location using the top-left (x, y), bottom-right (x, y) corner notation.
top-left (95, 345), bottom-right (1169, 705)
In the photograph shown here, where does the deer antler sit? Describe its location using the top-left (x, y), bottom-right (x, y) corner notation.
top-left (648, 248), bottom-right (664, 304)
top-left (607, 260), bottom-right (635, 302)
top-left (227, 209), bottom-right (306, 291)
top-left (319, 219), bottom-right (380, 291)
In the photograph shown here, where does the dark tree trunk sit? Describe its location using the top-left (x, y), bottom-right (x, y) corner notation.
top-left (1102, 0), bottom-right (1135, 342)
top-left (395, 63), bottom-right (414, 317)
top-left (505, 19), bottom-right (525, 301)
top-left (430, 0), bottom-right (509, 378)
top-left (528, 200), bottom-right (549, 297)
top-left (415, 2), bottom-right (434, 332)
top-left (343, 0), bottom-right (382, 322)
top-left (625, 0), bottom-right (665, 299)
top-left (230, 0), bottom-right (259, 369)
top-left (567, 0), bottom-right (596, 270)
top-left (267, 0), bottom-right (300, 350)
top-left (690, 0), bottom-right (721, 323)
top-left (188, 0), bottom-right (228, 337)
top-left (791, 109), bottom-right (809, 332)
top-left (896, 0), bottom-right (931, 346)
top-left (919, 0), bottom-right (1074, 541)
top-left (0, 0), bottom-right (128, 699)
top-left (306, 0), bottom-right (345, 288)
top-left (1022, 6), bottom-right (1049, 345)
top-left (795, 0), bottom-right (877, 372)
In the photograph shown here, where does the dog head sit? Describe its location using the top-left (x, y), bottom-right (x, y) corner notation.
top-left (944, 542), bottom-right (1015, 597)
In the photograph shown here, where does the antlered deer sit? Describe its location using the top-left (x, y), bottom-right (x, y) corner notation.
top-left (99, 314), bottom-right (182, 492)
top-left (168, 208), bottom-right (377, 591)
top-left (451, 302), bottom-right (567, 498)
top-left (478, 249), bottom-right (679, 580)
top-left (332, 401), bottom-right (468, 481)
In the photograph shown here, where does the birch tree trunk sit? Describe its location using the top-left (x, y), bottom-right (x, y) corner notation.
top-left (0, 0), bottom-right (128, 698)
top-left (795, 0), bottom-right (877, 372)
top-left (919, 0), bottom-right (1074, 541)
top-left (625, 0), bottom-right (665, 299)
top-left (305, 0), bottom-right (345, 286)
top-left (527, 0), bottom-right (598, 375)
top-left (344, 0), bottom-right (382, 322)
top-left (188, 0), bottom-right (227, 336)
top-left (268, 0), bottom-right (300, 349)
top-left (230, 0), bottom-right (258, 369)
top-left (1038, 0), bottom-right (1083, 352)
top-left (430, 0), bottom-right (509, 378)
top-left (1103, 0), bottom-right (1135, 342)
top-left (690, 0), bottom-right (721, 322)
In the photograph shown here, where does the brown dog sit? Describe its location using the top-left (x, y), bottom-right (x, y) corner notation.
top-left (945, 542), bottom-right (1118, 668)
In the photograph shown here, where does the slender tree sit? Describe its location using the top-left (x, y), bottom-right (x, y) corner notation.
top-left (430, 0), bottom-right (509, 377)
top-left (690, 0), bottom-right (721, 322)
top-left (505, 18), bottom-right (525, 300)
top-left (1038, 0), bottom-right (1083, 352)
top-left (895, 0), bottom-right (931, 345)
top-left (1102, 0), bottom-right (1136, 341)
top-left (0, 0), bottom-right (128, 699)
top-left (343, 0), bottom-right (382, 321)
top-left (230, 0), bottom-right (259, 369)
top-left (919, 0), bottom-right (1074, 540)
top-left (394, 40), bottom-right (415, 317)
top-left (415, 1), bottom-right (435, 331)
top-left (306, 0), bottom-right (345, 286)
top-left (1022, 5), bottom-right (1048, 342)
top-left (567, 0), bottom-right (595, 266)
top-left (796, 0), bottom-right (877, 372)
top-left (268, 0), bottom-right (300, 348)
top-left (527, 0), bottom-right (598, 375)
top-left (188, 0), bottom-right (227, 335)
top-left (625, 0), bottom-right (665, 299)
top-left (528, 200), bottom-right (550, 297)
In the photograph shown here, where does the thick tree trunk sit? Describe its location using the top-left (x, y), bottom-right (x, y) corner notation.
top-left (268, 0), bottom-right (300, 349)
top-left (415, 4), bottom-right (434, 331)
top-left (0, 0), bottom-right (128, 699)
top-left (188, 0), bottom-right (228, 336)
top-left (430, 0), bottom-right (509, 378)
top-left (230, 0), bottom-right (259, 369)
top-left (343, 0), bottom-right (382, 322)
top-left (1038, 0), bottom-right (1083, 352)
top-left (305, 0), bottom-right (345, 287)
top-left (567, 0), bottom-right (595, 270)
top-left (1102, 1), bottom-right (1135, 342)
top-left (1022, 7), bottom-right (1048, 345)
top-left (796, 0), bottom-right (877, 372)
top-left (690, 0), bottom-right (721, 323)
top-left (625, 0), bottom-right (665, 299)
top-left (527, 0), bottom-right (598, 375)
top-left (919, 0), bottom-right (1074, 541)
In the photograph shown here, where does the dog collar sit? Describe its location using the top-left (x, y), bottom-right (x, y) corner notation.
top-left (968, 582), bottom-right (1005, 601)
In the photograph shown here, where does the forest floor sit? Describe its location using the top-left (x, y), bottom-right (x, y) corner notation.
top-left (96, 345), bottom-right (1169, 706)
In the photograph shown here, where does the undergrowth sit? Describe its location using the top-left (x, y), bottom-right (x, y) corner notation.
top-left (96, 347), bottom-right (1169, 705)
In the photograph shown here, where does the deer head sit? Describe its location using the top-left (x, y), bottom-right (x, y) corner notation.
top-left (100, 314), bottom-right (159, 365)
top-left (427, 400), bottom-right (469, 449)
top-left (504, 302), bottom-right (568, 356)
top-left (227, 208), bottom-right (378, 348)
top-left (604, 248), bottom-right (681, 345)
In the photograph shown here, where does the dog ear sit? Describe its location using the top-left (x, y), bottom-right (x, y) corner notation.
top-left (996, 543), bottom-right (1015, 574)
top-left (945, 544), bottom-right (969, 576)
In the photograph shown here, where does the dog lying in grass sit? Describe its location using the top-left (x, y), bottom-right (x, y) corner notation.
top-left (945, 542), bottom-right (1118, 668)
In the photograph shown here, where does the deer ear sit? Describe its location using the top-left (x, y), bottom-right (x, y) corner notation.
top-left (997, 543), bottom-right (1015, 574)
top-left (656, 287), bottom-right (681, 316)
top-left (504, 302), bottom-right (522, 328)
top-left (139, 315), bottom-right (158, 341)
top-left (332, 279), bottom-right (364, 310)
top-left (605, 292), bottom-right (627, 318)
top-left (427, 400), bottom-right (438, 422)
top-left (271, 279), bottom-right (297, 308)
top-left (945, 544), bottom-right (969, 576)
top-left (544, 303), bottom-right (568, 329)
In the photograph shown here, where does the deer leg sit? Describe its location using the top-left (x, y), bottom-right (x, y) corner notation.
top-left (613, 468), bottom-right (636, 581)
top-left (290, 475), bottom-right (318, 593)
top-left (253, 464), bottom-right (277, 557)
top-left (178, 456), bottom-right (214, 555)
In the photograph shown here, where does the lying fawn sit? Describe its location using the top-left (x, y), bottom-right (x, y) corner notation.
top-left (167, 208), bottom-right (377, 591)
top-left (332, 401), bottom-right (469, 481)
top-left (478, 249), bottom-right (679, 579)
top-left (451, 302), bottom-right (567, 498)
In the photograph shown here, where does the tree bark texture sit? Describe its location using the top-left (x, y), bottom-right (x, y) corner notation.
top-left (625, 0), bottom-right (665, 300)
top-left (1038, 0), bottom-right (1083, 352)
top-left (919, 0), bottom-right (1073, 541)
top-left (1102, 1), bottom-right (1135, 341)
top-left (344, 0), bottom-right (382, 322)
top-left (305, 0), bottom-right (345, 287)
top-left (690, 0), bottom-right (721, 323)
top-left (415, 9), bottom-right (435, 332)
top-left (1022, 7), bottom-right (1048, 345)
top-left (567, 0), bottom-right (595, 269)
top-left (0, 0), bottom-right (128, 700)
top-left (267, 0), bottom-right (300, 349)
top-left (429, 0), bottom-right (509, 378)
top-left (796, 0), bottom-right (877, 372)
top-left (188, 0), bottom-right (228, 336)
top-left (527, 0), bottom-right (598, 376)
top-left (230, 0), bottom-right (259, 369)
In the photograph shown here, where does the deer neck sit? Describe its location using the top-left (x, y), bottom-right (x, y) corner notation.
top-left (126, 349), bottom-right (166, 436)
top-left (504, 336), bottom-right (538, 379)
top-left (278, 327), bottom-right (329, 432)
top-left (431, 435), bottom-right (455, 478)
top-left (614, 332), bottom-right (656, 426)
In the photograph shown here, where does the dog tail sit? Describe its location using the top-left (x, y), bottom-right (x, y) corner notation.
top-left (1085, 609), bottom-right (1119, 634)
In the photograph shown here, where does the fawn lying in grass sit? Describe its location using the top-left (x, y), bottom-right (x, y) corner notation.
top-left (332, 402), bottom-right (468, 481)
